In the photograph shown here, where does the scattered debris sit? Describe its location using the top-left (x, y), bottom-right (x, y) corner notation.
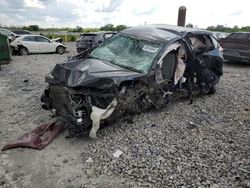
top-left (151, 123), bottom-right (157, 127)
top-left (85, 157), bottom-right (93, 163)
top-left (1, 121), bottom-right (62, 151)
top-left (113, 149), bottom-right (123, 158)
top-left (21, 88), bottom-right (32, 91)
top-left (63, 159), bottom-right (68, 164)
top-left (238, 166), bottom-right (250, 174)
top-left (187, 121), bottom-right (197, 129)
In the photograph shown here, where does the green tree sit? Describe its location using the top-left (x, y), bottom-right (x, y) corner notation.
top-left (115, 25), bottom-right (128, 31)
top-left (100, 24), bottom-right (115, 31)
top-left (26, 25), bottom-right (39, 31)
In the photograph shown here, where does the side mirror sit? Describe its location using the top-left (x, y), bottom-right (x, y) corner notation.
top-left (97, 40), bottom-right (103, 44)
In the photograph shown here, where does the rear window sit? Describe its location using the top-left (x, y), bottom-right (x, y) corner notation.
top-left (80, 35), bottom-right (96, 41)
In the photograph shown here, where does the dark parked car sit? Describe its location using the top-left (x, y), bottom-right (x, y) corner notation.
top-left (219, 32), bottom-right (250, 63)
top-left (76, 31), bottom-right (116, 53)
top-left (41, 24), bottom-right (223, 138)
top-left (212, 32), bottom-right (229, 40)
top-left (11, 30), bottom-right (32, 35)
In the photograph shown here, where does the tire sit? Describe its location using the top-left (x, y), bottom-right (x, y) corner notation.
top-left (10, 47), bottom-right (15, 55)
top-left (207, 85), bottom-right (216, 95)
top-left (19, 47), bottom-right (29, 56)
top-left (56, 46), bottom-right (65, 54)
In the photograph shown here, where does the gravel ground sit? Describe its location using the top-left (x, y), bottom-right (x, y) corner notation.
top-left (0, 42), bottom-right (249, 188)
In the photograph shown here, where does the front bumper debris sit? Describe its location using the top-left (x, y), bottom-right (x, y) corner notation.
top-left (1, 121), bottom-right (62, 151)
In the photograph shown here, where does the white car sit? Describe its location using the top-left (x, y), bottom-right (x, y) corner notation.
top-left (10, 35), bottom-right (66, 56)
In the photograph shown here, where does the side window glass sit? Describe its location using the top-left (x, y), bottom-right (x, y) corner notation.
top-left (189, 37), bottom-right (206, 51)
top-left (189, 35), bottom-right (214, 52)
top-left (24, 36), bottom-right (36, 42)
top-left (104, 33), bottom-right (114, 40)
top-left (83, 35), bottom-right (95, 41)
top-left (36, 37), bottom-right (49, 42)
top-left (234, 33), bottom-right (249, 40)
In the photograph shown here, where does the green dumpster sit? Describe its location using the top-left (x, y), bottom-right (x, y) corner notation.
top-left (0, 33), bottom-right (11, 67)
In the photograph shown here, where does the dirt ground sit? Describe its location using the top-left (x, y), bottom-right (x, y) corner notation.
top-left (0, 42), bottom-right (249, 188)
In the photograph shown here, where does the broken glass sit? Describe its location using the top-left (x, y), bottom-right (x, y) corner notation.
top-left (90, 34), bottom-right (163, 73)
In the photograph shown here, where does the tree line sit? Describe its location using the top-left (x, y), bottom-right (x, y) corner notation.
top-left (206, 25), bottom-right (250, 33)
top-left (6, 24), bottom-right (250, 33)
top-left (8, 24), bottom-right (128, 32)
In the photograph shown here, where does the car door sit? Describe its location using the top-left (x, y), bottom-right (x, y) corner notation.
top-left (155, 42), bottom-right (181, 84)
top-left (186, 33), bottom-right (223, 93)
top-left (35, 36), bottom-right (55, 53)
top-left (220, 33), bottom-right (250, 59)
top-left (22, 36), bottom-right (39, 53)
top-left (232, 33), bottom-right (250, 59)
top-left (187, 33), bottom-right (223, 65)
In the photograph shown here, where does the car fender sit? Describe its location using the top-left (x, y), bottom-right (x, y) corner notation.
top-left (55, 44), bottom-right (65, 51)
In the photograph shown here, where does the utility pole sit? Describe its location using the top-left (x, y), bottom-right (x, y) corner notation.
top-left (177, 6), bottom-right (186, 27)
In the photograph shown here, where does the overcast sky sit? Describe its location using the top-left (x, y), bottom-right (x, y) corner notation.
top-left (0, 0), bottom-right (249, 28)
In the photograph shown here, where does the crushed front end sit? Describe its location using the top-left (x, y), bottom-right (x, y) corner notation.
top-left (41, 58), bottom-right (147, 138)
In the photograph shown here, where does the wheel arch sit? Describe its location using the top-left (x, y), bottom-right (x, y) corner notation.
top-left (17, 44), bottom-right (29, 52)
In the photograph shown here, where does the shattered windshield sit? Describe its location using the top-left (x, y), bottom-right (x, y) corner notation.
top-left (89, 34), bottom-right (162, 73)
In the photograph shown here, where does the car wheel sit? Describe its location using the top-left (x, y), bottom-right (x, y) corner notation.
top-left (207, 85), bottom-right (216, 95)
top-left (56, 46), bottom-right (65, 54)
top-left (20, 47), bottom-right (29, 56)
top-left (10, 47), bottom-right (15, 55)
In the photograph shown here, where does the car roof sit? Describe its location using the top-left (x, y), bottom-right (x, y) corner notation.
top-left (229, 32), bottom-right (250, 34)
top-left (12, 30), bottom-right (32, 34)
top-left (121, 24), bottom-right (211, 42)
top-left (80, 31), bottom-right (116, 35)
top-left (0, 28), bottom-right (15, 33)
top-left (0, 28), bottom-right (11, 31)
top-left (19, 35), bottom-right (47, 38)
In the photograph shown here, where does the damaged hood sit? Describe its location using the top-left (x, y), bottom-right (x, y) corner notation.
top-left (50, 58), bottom-right (145, 88)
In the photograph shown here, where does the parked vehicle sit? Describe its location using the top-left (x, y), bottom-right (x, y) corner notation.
top-left (76, 31), bottom-right (116, 53)
top-left (41, 24), bottom-right (223, 138)
top-left (0, 28), bottom-right (18, 43)
top-left (11, 30), bottom-right (32, 35)
top-left (219, 32), bottom-right (250, 63)
top-left (51, 37), bottom-right (63, 43)
top-left (212, 32), bottom-right (229, 40)
top-left (10, 35), bottom-right (66, 56)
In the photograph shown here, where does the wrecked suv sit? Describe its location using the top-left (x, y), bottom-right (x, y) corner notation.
top-left (41, 25), bottom-right (223, 138)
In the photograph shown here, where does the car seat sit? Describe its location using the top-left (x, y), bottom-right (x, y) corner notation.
top-left (161, 52), bottom-right (177, 81)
